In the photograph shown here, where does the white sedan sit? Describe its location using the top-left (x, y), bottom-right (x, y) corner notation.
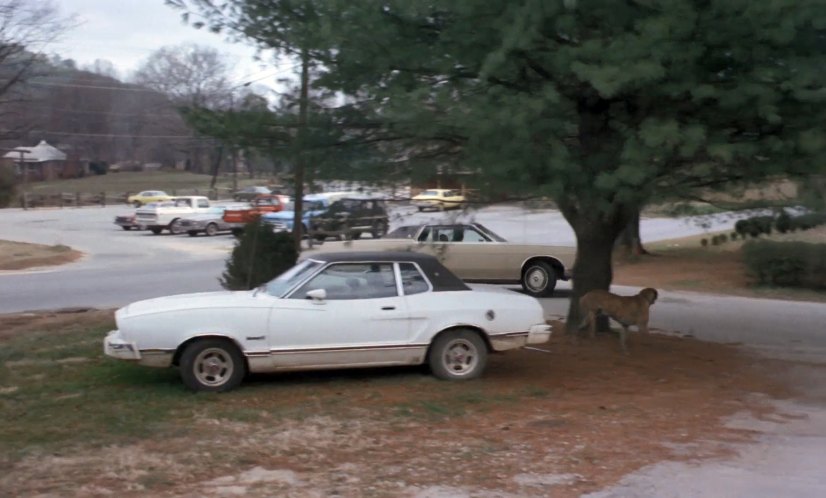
top-left (104, 252), bottom-right (552, 392)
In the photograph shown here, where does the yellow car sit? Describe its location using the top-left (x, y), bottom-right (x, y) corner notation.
top-left (127, 190), bottom-right (174, 207)
top-left (411, 189), bottom-right (466, 211)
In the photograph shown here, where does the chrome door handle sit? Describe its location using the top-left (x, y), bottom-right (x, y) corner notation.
top-left (381, 306), bottom-right (396, 310)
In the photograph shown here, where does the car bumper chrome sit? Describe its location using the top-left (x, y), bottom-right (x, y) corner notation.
top-left (527, 323), bottom-right (552, 344)
top-left (104, 330), bottom-right (174, 368)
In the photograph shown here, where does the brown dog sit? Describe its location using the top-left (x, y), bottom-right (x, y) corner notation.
top-left (578, 288), bottom-right (658, 353)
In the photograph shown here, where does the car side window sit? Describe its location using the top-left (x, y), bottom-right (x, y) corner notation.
top-left (399, 263), bottom-right (429, 295)
top-left (462, 228), bottom-right (487, 242)
top-left (291, 263), bottom-right (397, 300)
top-left (197, 199), bottom-right (209, 208)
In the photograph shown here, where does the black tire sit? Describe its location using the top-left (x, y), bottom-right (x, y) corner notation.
top-left (521, 260), bottom-right (557, 297)
top-left (122, 226), bottom-right (132, 231)
top-left (350, 231), bottom-right (362, 240)
top-left (187, 231), bottom-right (198, 237)
top-left (204, 223), bottom-right (218, 236)
top-left (150, 227), bottom-right (163, 235)
top-left (417, 207), bottom-right (424, 212)
top-left (132, 201), bottom-right (142, 208)
top-left (179, 339), bottom-right (246, 392)
top-left (371, 220), bottom-right (388, 239)
top-left (169, 219), bottom-right (184, 235)
top-left (231, 228), bottom-right (244, 237)
top-left (428, 329), bottom-right (488, 380)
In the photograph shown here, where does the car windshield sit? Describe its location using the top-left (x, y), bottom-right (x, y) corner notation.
top-left (264, 259), bottom-right (323, 297)
top-left (304, 200), bottom-right (325, 211)
top-left (421, 190), bottom-right (441, 196)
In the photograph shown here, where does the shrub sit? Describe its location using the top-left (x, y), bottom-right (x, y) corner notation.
top-left (731, 232), bottom-right (738, 240)
top-left (742, 240), bottom-right (826, 289)
top-left (790, 212), bottom-right (826, 231)
top-left (700, 238), bottom-right (708, 247)
top-left (775, 210), bottom-right (792, 234)
top-left (719, 234), bottom-right (728, 243)
top-left (711, 235), bottom-right (720, 245)
top-left (220, 219), bottom-right (298, 290)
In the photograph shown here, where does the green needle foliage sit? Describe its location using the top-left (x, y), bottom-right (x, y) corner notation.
top-left (175, 0), bottom-right (826, 326)
top-left (220, 220), bottom-right (298, 290)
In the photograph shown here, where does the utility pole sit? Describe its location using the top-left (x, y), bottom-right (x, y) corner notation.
top-left (291, 47), bottom-right (310, 253)
top-left (18, 149), bottom-right (27, 210)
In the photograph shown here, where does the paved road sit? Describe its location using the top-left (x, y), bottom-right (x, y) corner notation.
top-left (2, 204), bottom-right (825, 497)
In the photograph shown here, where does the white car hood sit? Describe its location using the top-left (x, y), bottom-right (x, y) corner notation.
top-left (118, 290), bottom-right (261, 318)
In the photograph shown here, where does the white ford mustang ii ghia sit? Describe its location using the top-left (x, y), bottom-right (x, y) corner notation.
top-left (104, 251), bottom-right (552, 392)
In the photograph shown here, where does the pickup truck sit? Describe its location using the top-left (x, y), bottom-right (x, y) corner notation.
top-left (222, 194), bottom-right (284, 235)
top-left (135, 196), bottom-right (218, 235)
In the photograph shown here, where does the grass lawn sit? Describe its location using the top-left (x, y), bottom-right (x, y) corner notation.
top-left (22, 170), bottom-right (270, 197)
top-left (614, 226), bottom-right (826, 302)
top-left (0, 310), bottom-right (789, 497)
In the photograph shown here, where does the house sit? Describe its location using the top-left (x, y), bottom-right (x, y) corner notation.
top-left (3, 140), bottom-right (68, 181)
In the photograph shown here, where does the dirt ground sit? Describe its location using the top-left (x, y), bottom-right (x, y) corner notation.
top-left (0, 240), bottom-right (83, 270)
top-left (0, 311), bottom-right (795, 497)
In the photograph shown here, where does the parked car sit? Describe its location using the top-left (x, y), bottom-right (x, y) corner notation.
top-left (261, 192), bottom-right (359, 235)
top-left (308, 196), bottom-right (389, 241)
top-left (178, 210), bottom-right (238, 237)
top-left (233, 186), bottom-right (271, 202)
top-left (104, 251), bottom-right (552, 392)
top-left (113, 214), bottom-right (144, 231)
top-left (135, 196), bottom-right (217, 235)
top-left (315, 223), bottom-right (574, 297)
top-left (411, 189), bottom-right (466, 211)
top-left (223, 195), bottom-right (285, 235)
top-left (127, 190), bottom-right (174, 208)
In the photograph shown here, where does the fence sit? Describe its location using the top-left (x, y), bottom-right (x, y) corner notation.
top-left (18, 188), bottom-right (235, 209)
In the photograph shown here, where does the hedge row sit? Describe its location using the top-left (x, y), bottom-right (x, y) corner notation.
top-left (734, 211), bottom-right (826, 238)
top-left (742, 240), bottom-right (826, 289)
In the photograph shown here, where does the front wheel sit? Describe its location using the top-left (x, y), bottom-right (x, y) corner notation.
top-left (204, 223), bottom-right (218, 236)
top-left (428, 329), bottom-right (488, 380)
top-left (150, 227), bottom-right (163, 235)
top-left (521, 261), bottom-right (557, 297)
top-left (179, 339), bottom-right (246, 392)
top-left (132, 201), bottom-right (142, 208)
top-left (122, 226), bottom-right (132, 231)
top-left (187, 230), bottom-right (198, 237)
top-left (169, 219), bottom-right (184, 235)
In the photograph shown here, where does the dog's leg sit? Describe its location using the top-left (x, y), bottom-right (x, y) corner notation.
top-left (619, 325), bottom-right (630, 354)
top-left (588, 312), bottom-right (597, 339)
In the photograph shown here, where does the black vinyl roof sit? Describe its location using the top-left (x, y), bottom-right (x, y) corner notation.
top-left (307, 251), bottom-right (470, 292)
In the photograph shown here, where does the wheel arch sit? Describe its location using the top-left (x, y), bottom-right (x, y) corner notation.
top-left (172, 334), bottom-right (247, 369)
top-left (426, 325), bottom-right (492, 359)
top-left (521, 256), bottom-right (566, 281)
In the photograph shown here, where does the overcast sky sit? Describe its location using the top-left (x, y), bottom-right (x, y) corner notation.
top-left (50, 0), bottom-right (288, 90)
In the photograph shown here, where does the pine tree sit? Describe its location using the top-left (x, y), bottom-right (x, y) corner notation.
top-left (220, 220), bottom-right (298, 290)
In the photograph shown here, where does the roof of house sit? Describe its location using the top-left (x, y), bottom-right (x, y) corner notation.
top-left (3, 140), bottom-right (67, 163)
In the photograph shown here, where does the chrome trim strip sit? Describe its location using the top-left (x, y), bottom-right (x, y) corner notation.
top-left (251, 343), bottom-right (429, 356)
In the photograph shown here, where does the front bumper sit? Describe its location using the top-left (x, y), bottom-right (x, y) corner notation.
top-left (104, 330), bottom-right (174, 368)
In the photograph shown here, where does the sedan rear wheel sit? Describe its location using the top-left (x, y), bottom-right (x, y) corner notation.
top-left (179, 339), bottom-right (246, 392)
top-left (205, 223), bottom-right (218, 236)
top-left (521, 261), bottom-right (557, 297)
top-left (428, 329), bottom-right (487, 380)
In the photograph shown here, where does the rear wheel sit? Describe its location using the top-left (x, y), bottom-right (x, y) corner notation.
top-left (204, 223), bottom-right (218, 236)
top-left (231, 228), bottom-right (244, 237)
top-left (428, 329), bottom-right (488, 380)
top-left (371, 220), bottom-right (388, 239)
top-left (150, 227), bottom-right (163, 235)
top-left (179, 339), bottom-right (246, 392)
top-left (521, 261), bottom-right (557, 297)
top-left (132, 201), bottom-right (142, 208)
top-left (187, 230), bottom-right (198, 237)
top-left (122, 226), bottom-right (132, 231)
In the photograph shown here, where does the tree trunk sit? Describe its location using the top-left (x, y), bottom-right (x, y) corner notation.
top-left (559, 201), bottom-right (632, 334)
top-left (617, 210), bottom-right (648, 256)
top-left (208, 145), bottom-right (223, 190)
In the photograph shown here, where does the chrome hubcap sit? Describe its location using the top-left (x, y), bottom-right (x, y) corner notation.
top-left (526, 268), bottom-right (548, 291)
top-left (194, 348), bottom-right (233, 387)
top-left (443, 339), bottom-right (478, 376)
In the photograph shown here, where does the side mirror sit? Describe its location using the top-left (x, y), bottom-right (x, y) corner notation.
top-left (305, 288), bottom-right (327, 302)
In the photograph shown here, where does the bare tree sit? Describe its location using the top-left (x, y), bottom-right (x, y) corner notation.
top-left (132, 43), bottom-right (233, 109)
top-left (0, 0), bottom-right (73, 138)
